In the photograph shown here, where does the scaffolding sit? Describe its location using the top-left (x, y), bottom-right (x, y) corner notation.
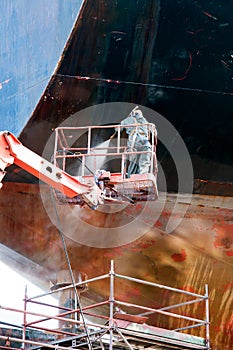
top-left (0, 261), bottom-right (210, 350)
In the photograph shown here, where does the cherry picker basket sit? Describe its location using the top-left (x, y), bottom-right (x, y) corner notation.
top-left (52, 124), bottom-right (158, 206)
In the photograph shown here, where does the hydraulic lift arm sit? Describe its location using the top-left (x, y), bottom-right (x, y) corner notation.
top-left (0, 131), bottom-right (104, 209)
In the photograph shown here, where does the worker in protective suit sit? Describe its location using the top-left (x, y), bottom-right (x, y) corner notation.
top-left (110, 106), bottom-right (156, 177)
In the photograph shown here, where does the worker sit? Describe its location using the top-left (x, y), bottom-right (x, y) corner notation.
top-left (110, 106), bottom-right (156, 177)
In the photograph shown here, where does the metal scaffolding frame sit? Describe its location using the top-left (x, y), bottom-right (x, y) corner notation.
top-left (0, 260), bottom-right (210, 350)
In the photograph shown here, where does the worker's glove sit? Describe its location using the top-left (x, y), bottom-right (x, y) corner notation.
top-left (110, 131), bottom-right (116, 140)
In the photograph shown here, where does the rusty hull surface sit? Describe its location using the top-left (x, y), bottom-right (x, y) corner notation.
top-left (0, 182), bottom-right (232, 348)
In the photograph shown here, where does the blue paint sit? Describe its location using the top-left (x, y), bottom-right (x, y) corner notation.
top-left (0, 0), bottom-right (82, 135)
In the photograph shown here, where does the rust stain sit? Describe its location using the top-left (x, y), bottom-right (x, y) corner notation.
top-left (181, 285), bottom-right (195, 293)
top-left (131, 240), bottom-right (156, 251)
top-left (171, 249), bottom-right (187, 262)
top-left (225, 314), bottom-right (233, 332)
top-left (125, 287), bottom-right (142, 298)
top-left (155, 220), bottom-right (163, 228)
top-left (161, 210), bottom-right (170, 218)
top-left (116, 286), bottom-right (142, 301)
top-left (212, 222), bottom-right (233, 256)
top-left (125, 203), bottom-right (143, 212)
top-left (103, 247), bottom-right (125, 258)
top-left (213, 325), bottom-right (221, 334)
top-left (137, 242), bottom-right (154, 249)
top-left (226, 250), bottom-right (233, 257)
top-left (223, 282), bottom-right (233, 292)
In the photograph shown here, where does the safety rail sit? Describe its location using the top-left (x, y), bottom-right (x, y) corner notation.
top-left (0, 261), bottom-right (210, 350)
top-left (53, 124), bottom-right (157, 177)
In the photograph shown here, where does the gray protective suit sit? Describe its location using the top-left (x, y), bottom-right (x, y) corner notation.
top-left (117, 108), bottom-right (154, 177)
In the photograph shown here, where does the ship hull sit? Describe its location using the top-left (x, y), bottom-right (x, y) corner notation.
top-left (0, 1), bottom-right (232, 349)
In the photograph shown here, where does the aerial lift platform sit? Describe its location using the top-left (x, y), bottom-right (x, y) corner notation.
top-left (0, 123), bottom-right (158, 209)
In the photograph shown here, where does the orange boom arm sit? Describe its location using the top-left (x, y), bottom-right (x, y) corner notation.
top-left (0, 131), bottom-right (103, 209)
